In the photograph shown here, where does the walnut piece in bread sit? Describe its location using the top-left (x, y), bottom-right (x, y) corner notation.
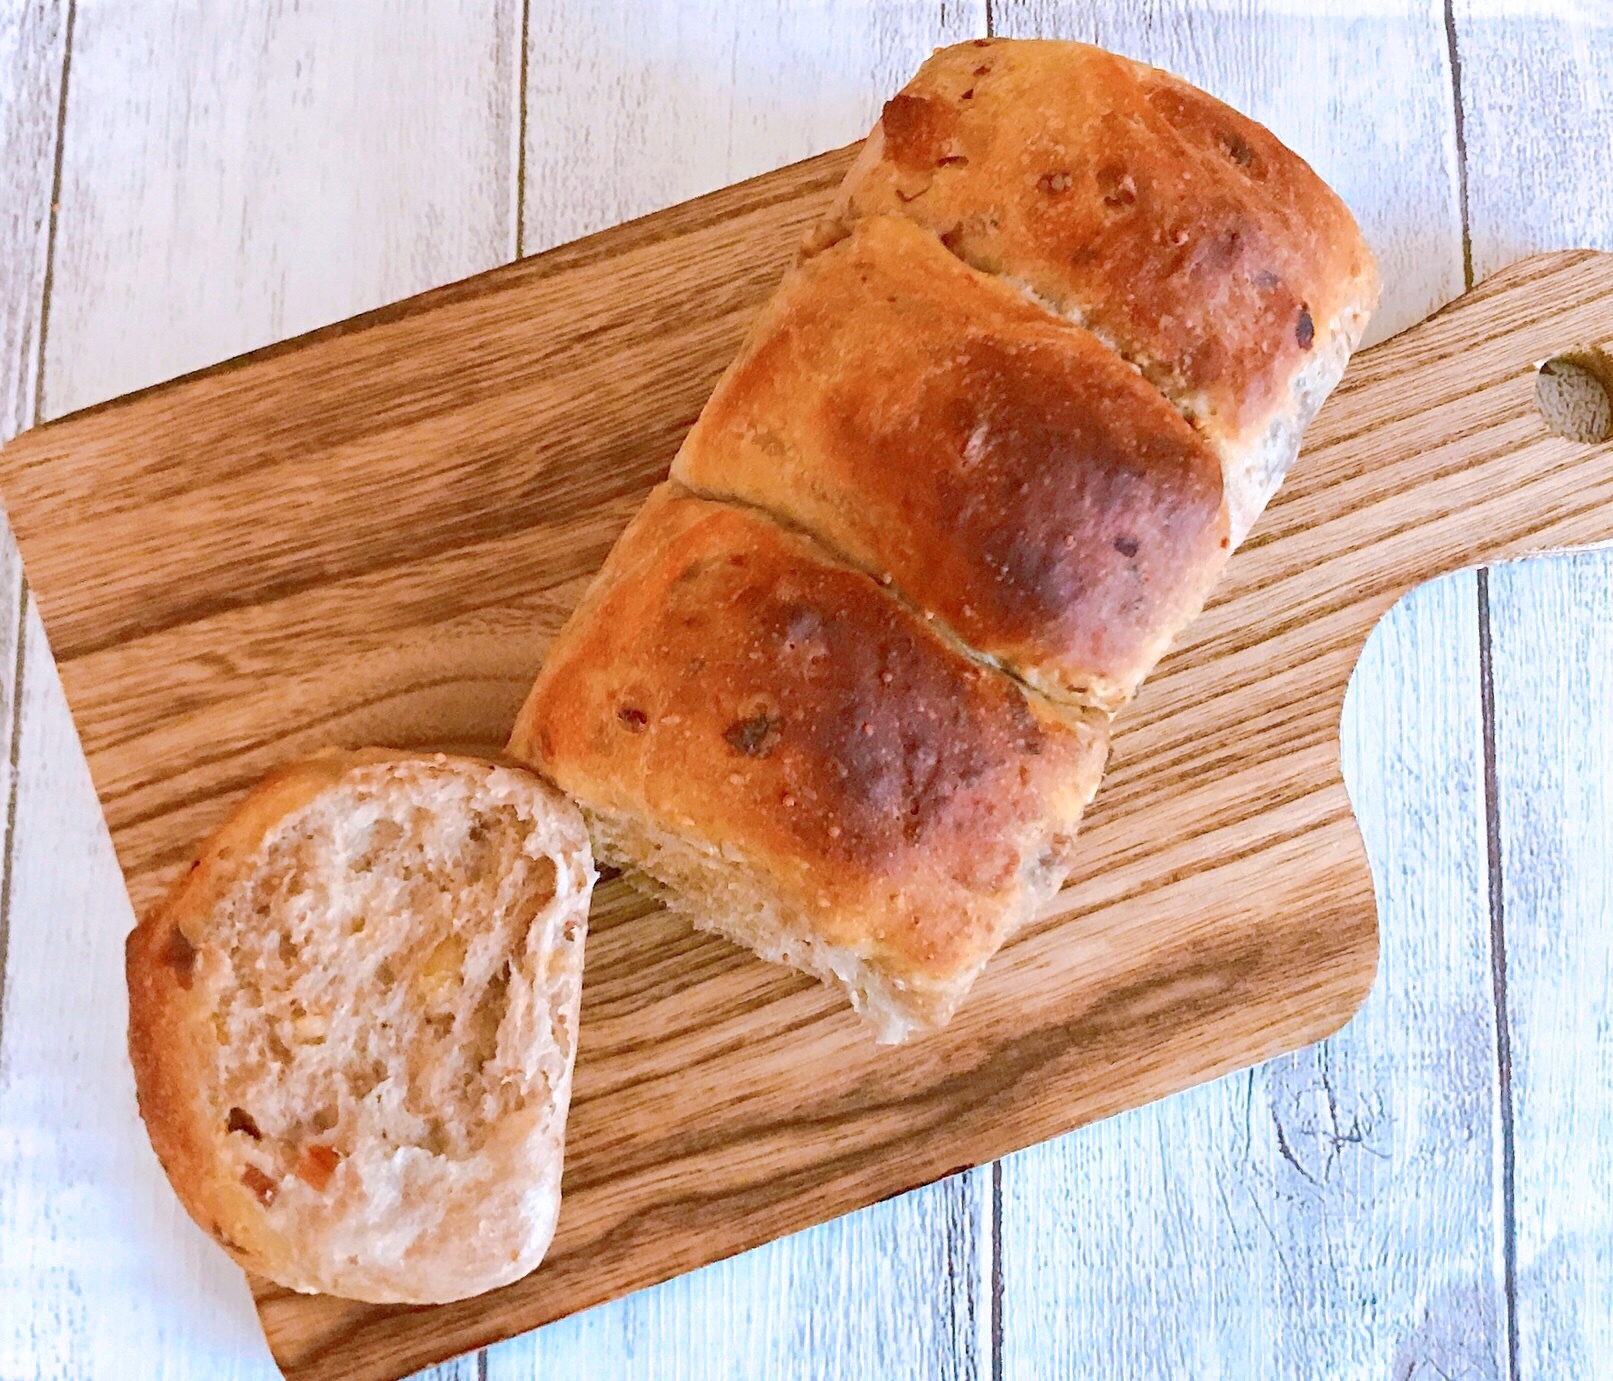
top-left (508, 485), bottom-right (1109, 1043)
top-left (126, 749), bottom-right (594, 1304)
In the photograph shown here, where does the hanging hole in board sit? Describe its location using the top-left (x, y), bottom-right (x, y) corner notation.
top-left (1535, 350), bottom-right (1613, 444)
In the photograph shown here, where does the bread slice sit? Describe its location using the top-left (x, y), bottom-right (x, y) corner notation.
top-left (125, 749), bottom-right (594, 1304)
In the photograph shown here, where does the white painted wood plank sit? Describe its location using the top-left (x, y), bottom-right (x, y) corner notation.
top-left (990, 4), bottom-right (1505, 1375)
top-left (993, 0), bottom-right (1465, 345)
top-left (0, 3), bottom-right (519, 1377)
top-left (0, 0), bottom-right (62, 1016)
top-left (0, 0), bottom-right (67, 439)
top-left (1488, 553), bottom-right (1613, 1378)
top-left (998, 573), bottom-right (1504, 1379)
top-left (40, 0), bottom-right (525, 419)
top-left (0, 604), bottom-right (284, 1381)
top-left (14, 7), bottom-right (1610, 1381)
top-left (1454, 8), bottom-right (1613, 1373)
top-left (490, 5), bottom-right (995, 1379)
top-left (520, 0), bottom-right (986, 252)
top-left (1453, 3), bottom-right (1613, 284)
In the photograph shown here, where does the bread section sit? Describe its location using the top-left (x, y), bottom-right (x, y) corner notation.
top-left (509, 485), bottom-right (1108, 1042)
top-left (675, 213), bottom-right (1231, 713)
top-left (815, 39), bottom-right (1380, 541)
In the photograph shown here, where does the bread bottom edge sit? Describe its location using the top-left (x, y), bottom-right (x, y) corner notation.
top-left (583, 808), bottom-right (983, 1044)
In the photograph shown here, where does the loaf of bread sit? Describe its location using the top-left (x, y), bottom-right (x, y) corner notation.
top-left (510, 38), bottom-right (1377, 1040)
top-left (509, 485), bottom-right (1108, 1041)
top-left (126, 750), bottom-right (594, 1303)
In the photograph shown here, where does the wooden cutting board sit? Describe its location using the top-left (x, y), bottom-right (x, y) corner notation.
top-left (3, 143), bottom-right (1612, 1380)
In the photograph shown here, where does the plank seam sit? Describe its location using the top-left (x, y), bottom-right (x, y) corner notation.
top-left (984, 0), bottom-right (994, 38)
top-left (1443, 0), bottom-right (1475, 291)
top-left (0, 577), bottom-right (30, 1069)
top-left (32, 0), bottom-right (76, 423)
top-left (989, 1159), bottom-right (1003, 1381)
top-left (943, 1171), bottom-right (972, 1381)
top-left (2, 0), bottom-right (71, 1056)
top-left (1476, 567), bottom-right (1518, 1380)
top-left (514, 0), bottom-right (531, 259)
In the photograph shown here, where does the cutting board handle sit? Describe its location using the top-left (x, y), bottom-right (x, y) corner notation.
top-left (1258, 251), bottom-right (1613, 654)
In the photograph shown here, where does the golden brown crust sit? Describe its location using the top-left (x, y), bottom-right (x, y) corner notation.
top-left (674, 215), bottom-right (1230, 711)
top-left (819, 39), bottom-right (1379, 446)
top-left (509, 485), bottom-right (1108, 987)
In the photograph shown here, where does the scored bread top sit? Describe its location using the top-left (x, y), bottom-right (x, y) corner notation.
top-left (510, 484), bottom-right (1109, 995)
top-left (126, 749), bottom-right (594, 1304)
top-left (816, 38), bottom-right (1379, 538)
top-left (674, 214), bottom-right (1231, 713)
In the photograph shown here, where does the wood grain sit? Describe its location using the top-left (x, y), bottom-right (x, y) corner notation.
top-left (0, 0), bottom-right (58, 1055)
top-left (6, 6), bottom-right (1612, 1380)
top-left (521, 0), bottom-right (984, 253)
top-left (0, 0), bottom-right (66, 439)
top-left (39, 0), bottom-right (524, 419)
top-left (2, 137), bottom-right (1612, 1375)
top-left (485, 1171), bottom-right (988, 1381)
top-left (0, 6), bottom-right (61, 1372)
top-left (0, 603), bottom-right (290, 1381)
top-left (1455, 3), bottom-right (1613, 284)
top-left (0, 4), bottom-right (523, 1378)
